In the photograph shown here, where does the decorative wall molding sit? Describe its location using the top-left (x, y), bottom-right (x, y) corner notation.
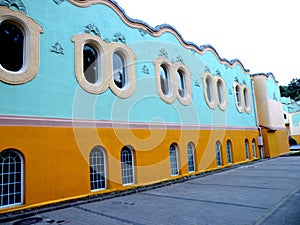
top-left (204, 65), bottom-right (211, 73)
top-left (0, 0), bottom-right (27, 14)
top-left (113, 32), bottom-right (126, 44)
top-left (138, 29), bottom-right (147, 37)
top-left (173, 55), bottom-right (184, 64)
top-left (194, 80), bottom-right (201, 87)
top-left (84, 24), bottom-right (101, 36)
top-left (53, 0), bottom-right (65, 5)
top-left (142, 65), bottom-right (149, 75)
top-left (215, 69), bottom-right (221, 76)
top-left (159, 49), bottom-right (168, 59)
top-left (50, 42), bottom-right (64, 55)
top-left (67, 0), bottom-right (250, 73)
top-left (0, 115), bottom-right (259, 131)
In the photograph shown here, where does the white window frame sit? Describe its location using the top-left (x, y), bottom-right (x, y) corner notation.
top-left (215, 141), bottom-right (223, 166)
top-left (89, 146), bottom-right (107, 191)
top-left (245, 139), bottom-right (250, 160)
top-left (226, 140), bottom-right (233, 164)
top-left (0, 6), bottom-right (43, 84)
top-left (187, 142), bottom-right (195, 173)
top-left (121, 146), bottom-right (135, 185)
top-left (170, 143), bottom-right (179, 176)
top-left (0, 149), bottom-right (24, 209)
top-left (252, 139), bottom-right (257, 159)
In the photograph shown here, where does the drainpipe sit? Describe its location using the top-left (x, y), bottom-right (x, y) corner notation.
top-left (250, 78), bottom-right (264, 158)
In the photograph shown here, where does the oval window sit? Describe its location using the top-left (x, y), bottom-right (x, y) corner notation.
top-left (160, 65), bottom-right (169, 95)
top-left (235, 85), bottom-right (242, 108)
top-left (206, 77), bottom-right (213, 103)
top-left (113, 52), bottom-right (126, 89)
top-left (217, 79), bottom-right (224, 105)
top-left (0, 21), bottom-right (24, 72)
top-left (83, 44), bottom-right (98, 84)
top-left (177, 70), bottom-right (185, 98)
top-left (244, 87), bottom-right (249, 109)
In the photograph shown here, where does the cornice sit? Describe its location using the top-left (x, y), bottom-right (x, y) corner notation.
top-left (251, 72), bottom-right (278, 83)
top-left (67, 0), bottom-right (250, 73)
top-left (0, 115), bottom-right (258, 131)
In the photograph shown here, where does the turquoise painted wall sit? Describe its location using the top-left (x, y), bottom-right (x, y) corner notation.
top-left (266, 75), bottom-right (281, 102)
top-left (292, 113), bottom-right (300, 127)
top-left (0, 0), bottom-right (257, 127)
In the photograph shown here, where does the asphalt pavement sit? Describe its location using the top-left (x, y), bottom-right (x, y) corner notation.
top-left (4, 156), bottom-right (300, 225)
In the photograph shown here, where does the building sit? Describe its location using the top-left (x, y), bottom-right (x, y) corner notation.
top-left (282, 97), bottom-right (300, 143)
top-left (0, 0), bottom-right (289, 213)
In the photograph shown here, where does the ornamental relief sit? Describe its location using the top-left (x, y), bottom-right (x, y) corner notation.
top-left (0, 0), bottom-right (27, 14)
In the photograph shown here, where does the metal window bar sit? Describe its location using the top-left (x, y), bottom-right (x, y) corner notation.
top-left (187, 144), bottom-right (195, 172)
top-left (226, 141), bottom-right (232, 164)
top-left (0, 151), bottom-right (23, 208)
top-left (216, 142), bottom-right (222, 166)
top-left (170, 145), bottom-right (178, 176)
top-left (121, 148), bottom-right (134, 185)
top-left (90, 148), bottom-right (106, 190)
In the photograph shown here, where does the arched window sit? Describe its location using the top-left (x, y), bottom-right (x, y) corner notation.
top-left (113, 52), bottom-right (126, 89)
top-left (215, 141), bottom-right (222, 166)
top-left (206, 77), bottom-right (214, 103)
top-left (187, 142), bottom-right (195, 172)
top-left (216, 77), bottom-right (228, 110)
top-left (0, 150), bottom-right (23, 208)
top-left (89, 146), bottom-right (106, 191)
top-left (170, 144), bottom-right (179, 176)
top-left (177, 69), bottom-right (185, 98)
top-left (226, 140), bottom-right (233, 164)
top-left (203, 73), bottom-right (217, 109)
top-left (245, 139), bottom-right (250, 160)
top-left (235, 85), bottom-right (242, 108)
top-left (83, 44), bottom-right (98, 84)
top-left (243, 88), bottom-right (249, 109)
top-left (0, 7), bottom-right (43, 84)
top-left (217, 79), bottom-right (224, 105)
top-left (155, 59), bottom-right (191, 105)
top-left (0, 21), bottom-right (24, 72)
top-left (252, 139), bottom-right (257, 159)
top-left (121, 146), bottom-right (134, 185)
top-left (243, 86), bottom-right (252, 114)
top-left (160, 65), bottom-right (169, 95)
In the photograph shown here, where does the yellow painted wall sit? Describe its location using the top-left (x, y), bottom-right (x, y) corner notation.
top-left (291, 135), bottom-right (300, 144)
top-left (0, 125), bottom-right (259, 213)
top-left (262, 128), bottom-right (289, 158)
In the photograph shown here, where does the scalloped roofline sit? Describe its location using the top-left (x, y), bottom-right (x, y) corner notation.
top-left (251, 72), bottom-right (278, 83)
top-left (67, 0), bottom-right (250, 73)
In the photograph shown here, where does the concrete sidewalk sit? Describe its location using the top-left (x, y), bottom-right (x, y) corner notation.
top-left (5, 156), bottom-right (300, 225)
